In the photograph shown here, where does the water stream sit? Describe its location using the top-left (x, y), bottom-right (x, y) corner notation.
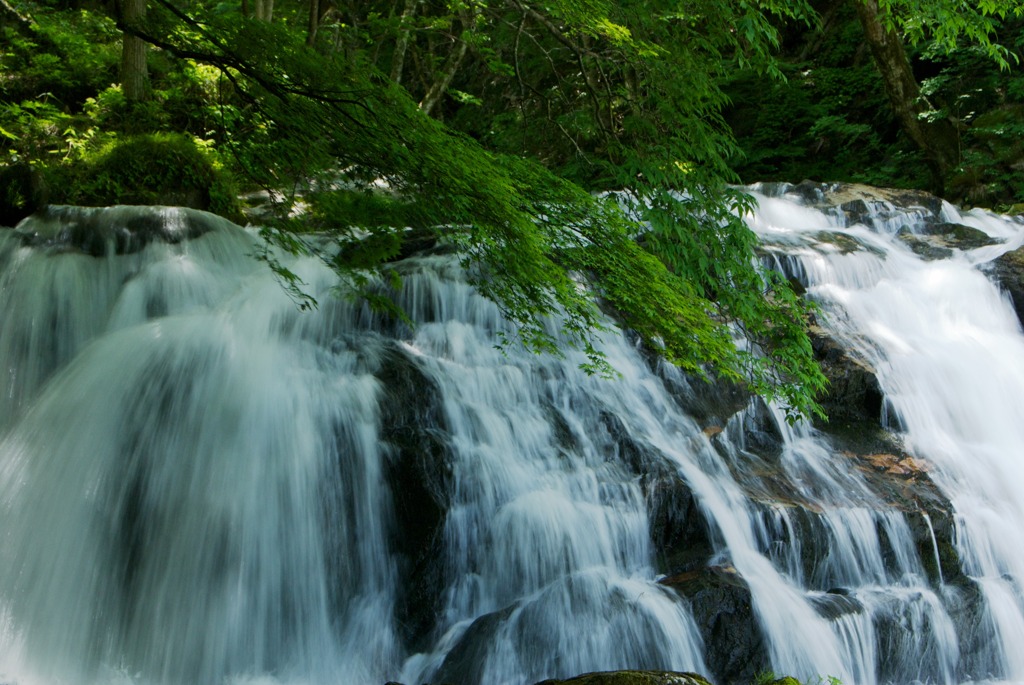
top-left (0, 189), bottom-right (1022, 685)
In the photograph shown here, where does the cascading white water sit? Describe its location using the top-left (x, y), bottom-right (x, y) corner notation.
top-left (746, 183), bottom-right (1024, 683)
top-left (1, 193), bottom-right (1023, 685)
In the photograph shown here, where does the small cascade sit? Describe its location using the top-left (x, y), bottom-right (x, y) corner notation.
top-left (0, 193), bottom-right (1023, 685)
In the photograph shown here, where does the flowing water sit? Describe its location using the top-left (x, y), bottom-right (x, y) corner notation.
top-left (0, 190), bottom-right (1022, 685)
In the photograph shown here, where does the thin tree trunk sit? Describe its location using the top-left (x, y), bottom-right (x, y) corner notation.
top-left (419, 38), bottom-right (468, 116)
top-left (854, 0), bottom-right (959, 190)
top-left (419, 7), bottom-right (476, 117)
top-left (120, 0), bottom-right (149, 102)
top-left (306, 0), bottom-right (320, 45)
top-left (390, 0), bottom-right (418, 84)
top-left (1, 0), bottom-right (33, 34)
top-left (254, 0), bottom-right (273, 22)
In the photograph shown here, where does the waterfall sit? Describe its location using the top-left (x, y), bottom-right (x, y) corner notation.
top-left (1, 192), bottom-right (1023, 685)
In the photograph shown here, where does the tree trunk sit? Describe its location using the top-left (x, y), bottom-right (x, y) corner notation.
top-left (119, 0), bottom-right (149, 102)
top-left (854, 0), bottom-right (959, 191)
top-left (419, 38), bottom-right (468, 116)
top-left (254, 0), bottom-right (273, 22)
top-left (390, 0), bottom-right (418, 84)
top-left (306, 0), bottom-right (319, 45)
top-left (307, 0), bottom-right (335, 46)
top-left (418, 8), bottom-right (474, 117)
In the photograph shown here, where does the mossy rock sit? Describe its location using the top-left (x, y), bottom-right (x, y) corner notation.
top-left (812, 231), bottom-right (875, 255)
top-left (66, 133), bottom-right (242, 222)
top-left (896, 233), bottom-right (954, 261)
top-left (535, 671), bottom-right (713, 685)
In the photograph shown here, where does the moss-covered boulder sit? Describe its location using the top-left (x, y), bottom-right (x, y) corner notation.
top-left (534, 671), bottom-right (713, 685)
top-left (63, 133), bottom-right (242, 222)
top-left (897, 222), bottom-right (998, 260)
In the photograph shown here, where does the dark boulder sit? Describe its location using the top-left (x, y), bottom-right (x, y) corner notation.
top-left (809, 326), bottom-right (884, 431)
top-left (648, 472), bottom-right (717, 576)
top-left (431, 606), bottom-right (516, 685)
top-left (988, 245), bottom-right (1024, 326)
top-left (660, 566), bottom-right (768, 685)
top-left (808, 589), bottom-right (864, 621)
top-left (376, 344), bottom-right (453, 648)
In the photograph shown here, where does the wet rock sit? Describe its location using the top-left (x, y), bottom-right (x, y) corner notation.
top-left (812, 230), bottom-right (879, 255)
top-left (786, 180), bottom-right (830, 204)
top-left (376, 344), bottom-right (452, 648)
top-left (898, 222), bottom-right (997, 260)
top-left (431, 606), bottom-right (516, 685)
top-left (897, 234), bottom-right (954, 261)
top-left (660, 566), bottom-right (768, 685)
top-left (648, 472), bottom-right (717, 576)
top-left (809, 326), bottom-right (884, 428)
top-left (640, 338), bottom-right (751, 429)
top-left (921, 222), bottom-right (998, 249)
top-left (809, 589), bottom-right (864, 621)
top-left (598, 410), bottom-right (665, 477)
top-left (987, 245), bottom-right (1024, 326)
top-left (672, 373), bottom-right (751, 430)
top-left (942, 578), bottom-right (1000, 680)
top-left (12, 205), bottom-right (224, 256)
top-left (534, 671), bottom-right (713, 685)
top-left (906, 509), bottom-right (962, 587)
top-left (822, 183), bottom-right (945, 221)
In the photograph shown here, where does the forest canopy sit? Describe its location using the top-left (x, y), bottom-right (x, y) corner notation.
top-left (2, 0), bottom-right (1022, 419)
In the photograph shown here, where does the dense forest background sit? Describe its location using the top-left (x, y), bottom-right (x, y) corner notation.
top-left (1, 0), bottom-right (1022, 417)
top-left (4, 0), bottom-right (1022, 209)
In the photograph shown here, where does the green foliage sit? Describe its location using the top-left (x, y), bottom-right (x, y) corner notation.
top-left (3, 0), bottom-right (831, 418)
top-left (881, 0), bottom-right (1024, 67)
top-left (725, 3), bottom-right (1024, 197)
top-left (915, 16), bottom-right (1024, 205)
top-left (136, 3), bottom-right (824, 415)
top-left (725, 61), bottom-right (906, 185)
top-left (722, 0), bottom-right (929, 189)
top-left (0, 98), bottom-right (73, 164)
top-left (0, 9), bottom-right (119, 107)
